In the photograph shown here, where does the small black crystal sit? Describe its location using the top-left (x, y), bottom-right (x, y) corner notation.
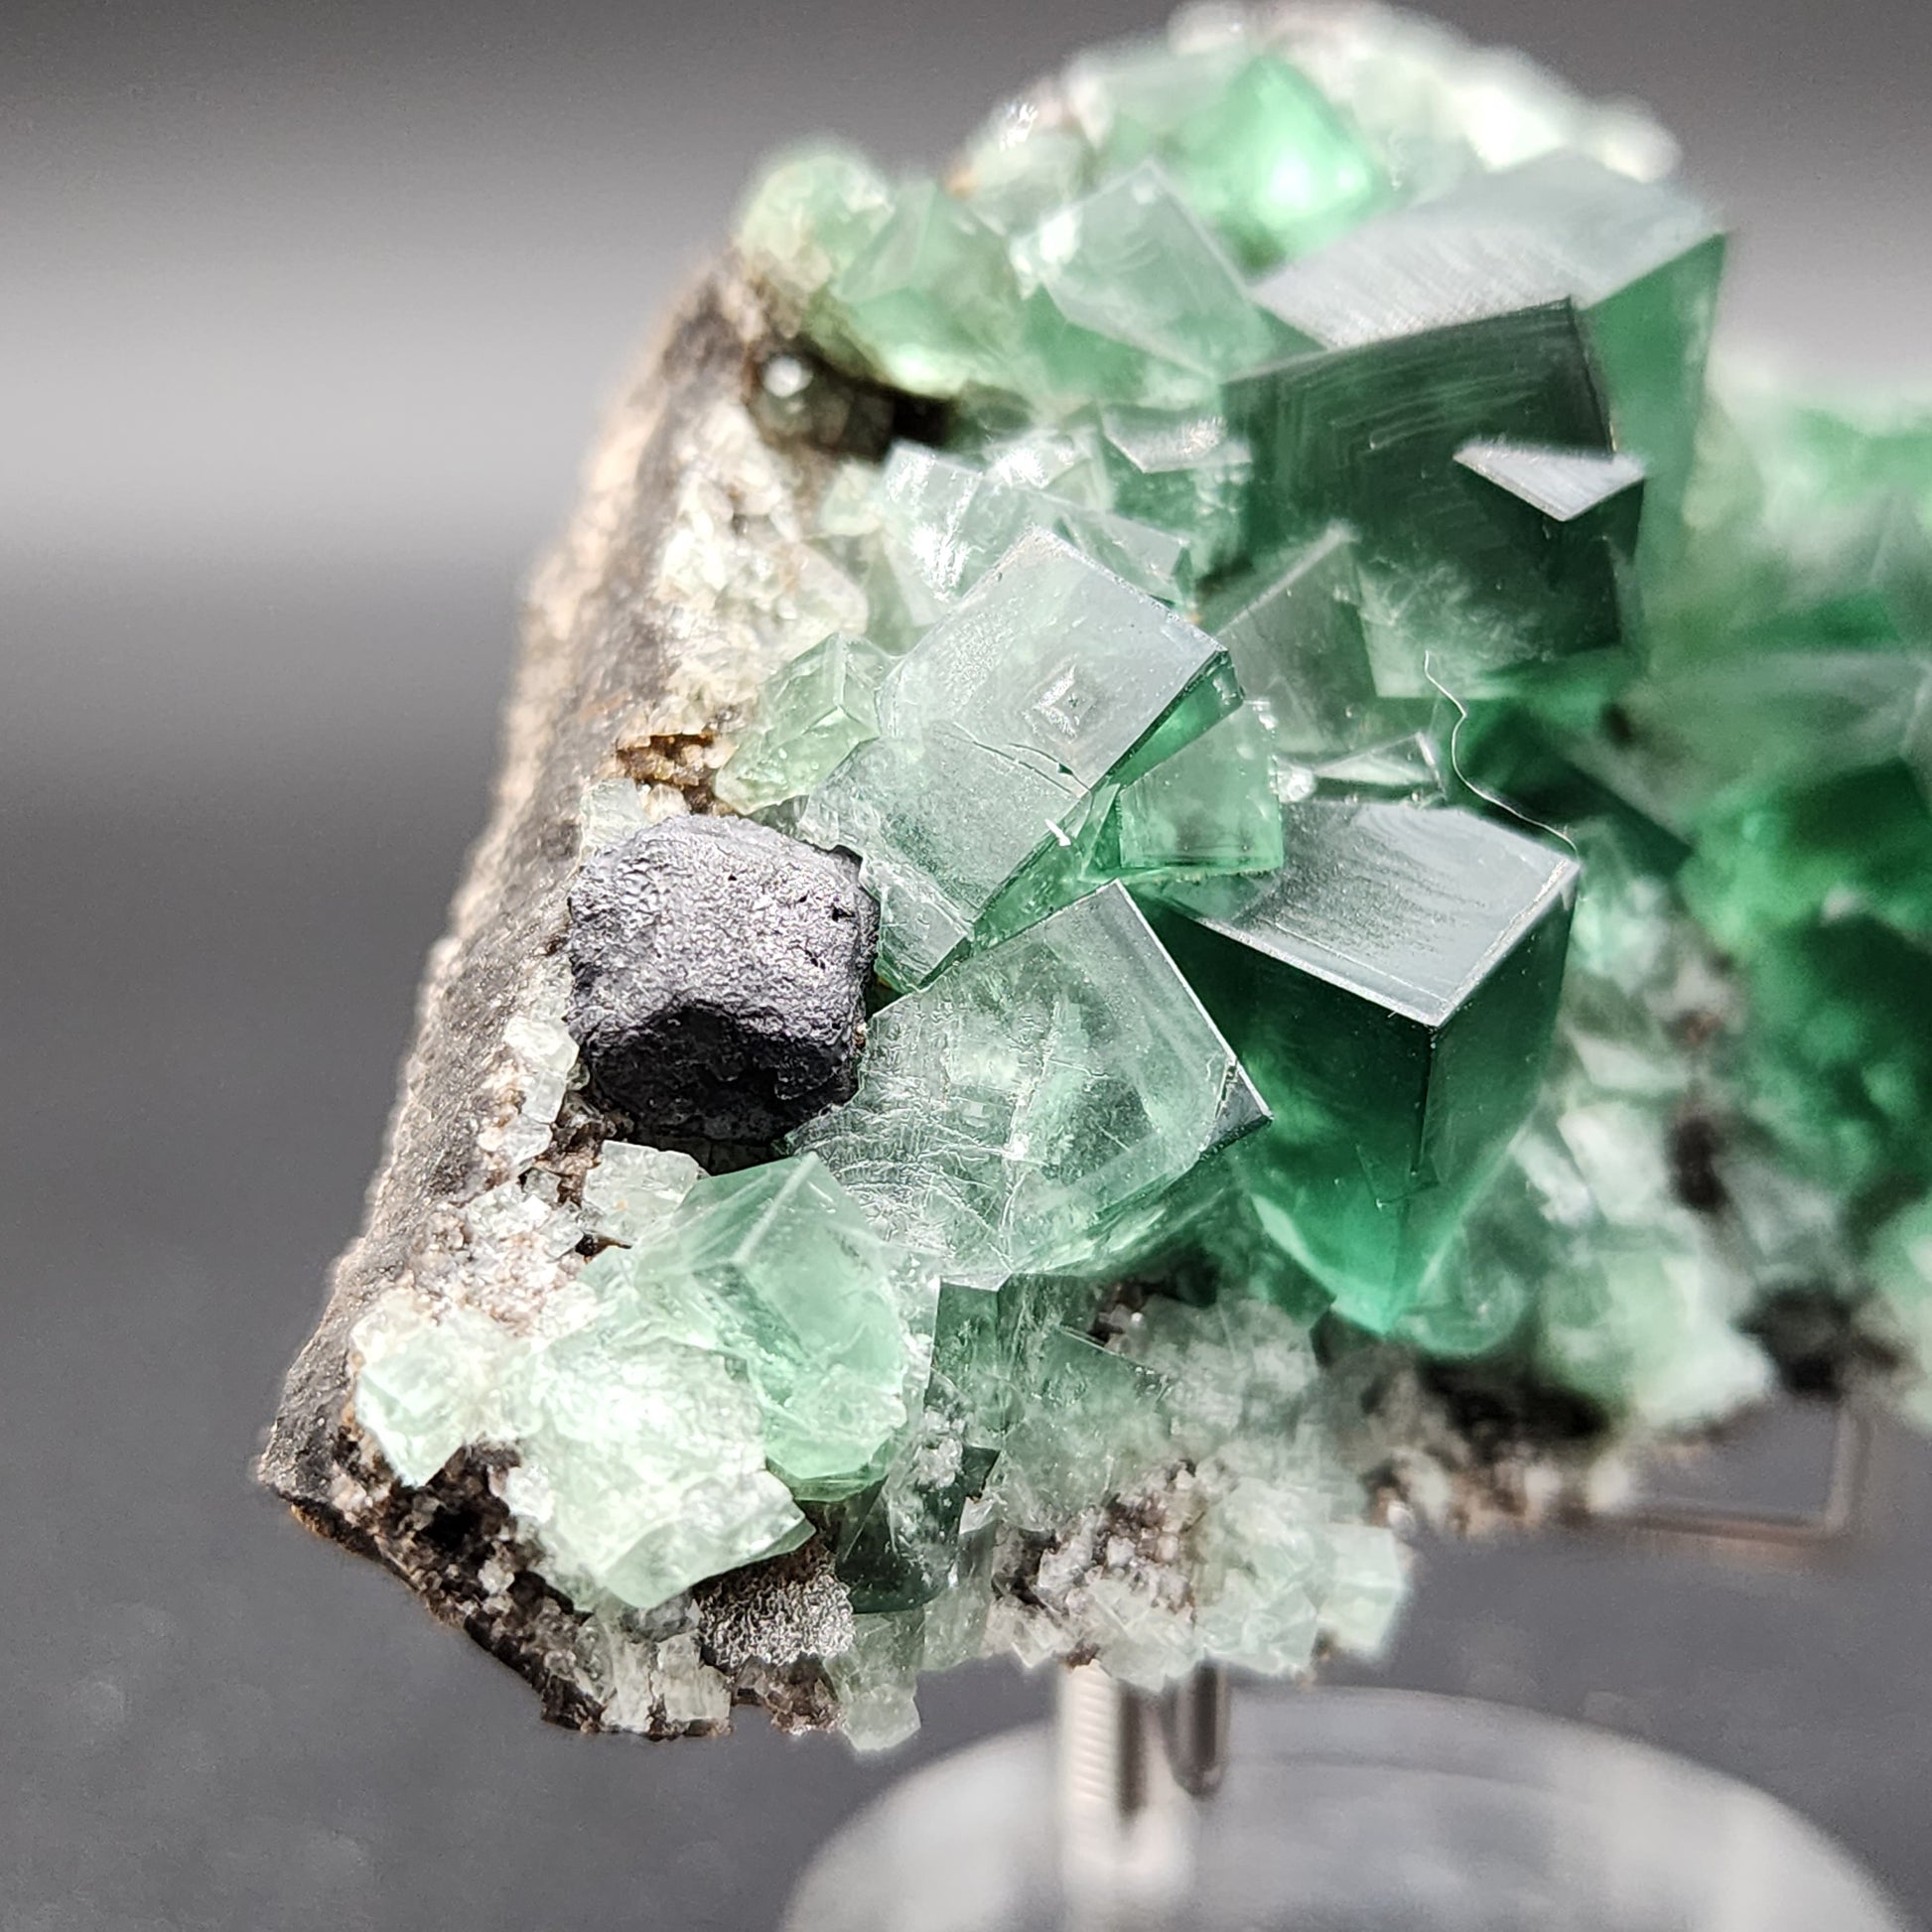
top-left (567, 815), bottom-right (878, 1143)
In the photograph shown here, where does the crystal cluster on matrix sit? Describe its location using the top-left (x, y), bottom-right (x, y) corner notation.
top-left (349, 6), bottom-right (1932, 1746)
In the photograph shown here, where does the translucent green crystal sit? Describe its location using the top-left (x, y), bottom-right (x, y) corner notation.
top-left (789, 883), bottom-right (1266, 1285)
top-left (869, 444), bottom-right (1035, 618)
top-left (825, 1610), bottom-right (925, 1751)
top-left (1161, 54), bottom-right (1388, 269)
top-left (1064, 42), bottom-right (1387, 271)
top-left (635, 1155), bottom-right (937, 1501)
top-left (1012, 163), bottom-right (1286, 400)
top-left (828, 181), bottom-right (1024, 397)
top-left (1115, 703), bottom-right (1284, 878)
top-left (798, 530), bottom-right (1235, 987)
top-left (994, 1325), bottom-right (1167, 1529)
top-left (1734, 917), bottom-right (1932, 1195)
top-left (1148, 801), bottom-right (1578, 1327)
top-left (1230, 302), bottom-right (1626, 696)
top-left (507, 1326), bottom-right (810, 1610)
top-left (715, 634), bottom-right (889, 812)
top-left (580, 1141), bottom-right (704, 1247)
top-left (352, 1298), bottom-right (519, 1486)
top-left (955, 104), bottom-right (1094, 236)
top-left (1535, 1238), bottom-right (1772, 1431)
top-left (1097, 405), bottom-right (1251, 578)
top-left (865, 439), bottom-right (1195, 611)
top-left (352, 1287), bottom-right (809, 1611)
top-left (830, 1282), bottom-right (1003, 1612)
top-left (1206, 523), bottom-right (1425, 756)
top-left (336, 21), bottom-right (1932, 1744)
top-left (735, 139), bottom-right (895, 313)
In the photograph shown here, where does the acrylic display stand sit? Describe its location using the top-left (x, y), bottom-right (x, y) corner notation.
top-left (781, 1674), bottom-right (1915, 1932)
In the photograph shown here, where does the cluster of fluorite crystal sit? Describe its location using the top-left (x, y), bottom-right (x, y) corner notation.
top-left (351, 8), bottom-right (1932, 1744)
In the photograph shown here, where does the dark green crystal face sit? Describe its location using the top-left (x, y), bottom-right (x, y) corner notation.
top-left (1148, 801), bottom-right (1578, 1328)
top-left (347, 9), bottom-right (1932, 1745)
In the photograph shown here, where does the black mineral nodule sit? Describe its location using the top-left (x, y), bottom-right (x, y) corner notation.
top-left (566, 815), bottom-right (878, 1144)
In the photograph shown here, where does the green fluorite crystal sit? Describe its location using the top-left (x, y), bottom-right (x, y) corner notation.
top-left (598, 1155), bottom-right (936, 1500)
top-left (1251, 151), bottom-right (1722, 569)
top-left (352, 1290), bottom-right (809, 1610)
top-left (1149, 801), bottom-right (1578, 1328)
top-left (716, 633), bottom-right (889, 812)
top-left (333, 11), bottom-right (1932, 1753)
top-left (798, 530), bottom-right (1235, 987)
top-left (1012, 163), bottom-right (1287, 399)
top-left (1115, 703), bottom-right (1284, 877)
top-left (789, 883), bottom-right (1265, 1284)
top-left (831, 181), bottom-right (1024, 396)
top-left (1064, 40), bottom-right (1387, 269)
top-left (735, 139), bottom-right (895, 315)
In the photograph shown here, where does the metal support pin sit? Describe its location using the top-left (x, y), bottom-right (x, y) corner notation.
top-left (1160, 1663), bottom-right (1232, 1799)
top-left (1056, 1663), bottom-right (1228, 1925)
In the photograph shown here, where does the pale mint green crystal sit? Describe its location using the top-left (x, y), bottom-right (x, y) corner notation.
top-left (351, 1298), bottom-right (519, 1485)
top-left (715, 633), bottom-right (890, 812)
top-left (1116, 703), bottom-right (1284, 877)
top-left (1062, 35), bottom-right (1250, 160)
top-left (352, 1289), bottom-right (807, 1609)
top-left (798, 530), bottom-right (1234, 986)
top-left (955, 104), bottom-right (1093, 236)
top-left (1314, 1525), bottom-right (1409, 1658)
top-left (1064, 39), bottom-right (1388, 270)
top-left (576, 776), bottom-right (654, 854)
top-left (617, 1155), bottom-right (937, 1501)
top-left (580, 1141), bottom-right (704, 1246)
top-left (1012, 163), bottom-right (1286, 392)
top-left (1001, 1296), bottom-right (1407, 1687)
top-left (1098, 405), bottom-right (1251, 579)
top-left (1535, 1239), bottom-right (1772, 1431)
top-left (829, 181), bottom-right (1024, 396)
top-left (872, 445), bottom-right (1035, 618)
top-left (1156, 53), bottom-right (1388, 270)
top-left (510, 1325), bottom-right (809, 1610)
top-left (983, 421), bottom-right (1113, 504)
top-left (864, 440), bottom-right (1195, 612)
top-left (734, 140), bottom-right (896, 313)
top-left (993, 1327), bottom-right (1167, 1529)
top-left (825, 1610), bottom-right (925, 1751)
top-left (789, 884), bottom-right (1265, 1286)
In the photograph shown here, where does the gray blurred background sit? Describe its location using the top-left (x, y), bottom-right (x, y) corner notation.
top-left (4, 2), bottom-right (1929, 1927)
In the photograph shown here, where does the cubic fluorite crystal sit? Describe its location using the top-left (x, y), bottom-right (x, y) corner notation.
top-left (797, 528), bottom-right (1236, 987)
top-left (789, 882), bottom-right (1265, 1284)
top-left (1149, 801), bottom-right (1578, 1329)
top-left (262, 5), bottom-right (1932, 1755)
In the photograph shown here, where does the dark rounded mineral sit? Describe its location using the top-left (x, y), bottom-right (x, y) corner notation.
top-left (566, 815), bottom-right (878, 1144)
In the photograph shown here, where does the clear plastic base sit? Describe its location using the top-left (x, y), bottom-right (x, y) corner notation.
top-left (781, 1688), bottom-right (1915, 1932)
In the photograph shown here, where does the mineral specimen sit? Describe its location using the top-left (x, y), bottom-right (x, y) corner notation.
top-left (567, 815), bottom-right (879, 1143)
top-left (260, 5), bottom-right (1932, 1756)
